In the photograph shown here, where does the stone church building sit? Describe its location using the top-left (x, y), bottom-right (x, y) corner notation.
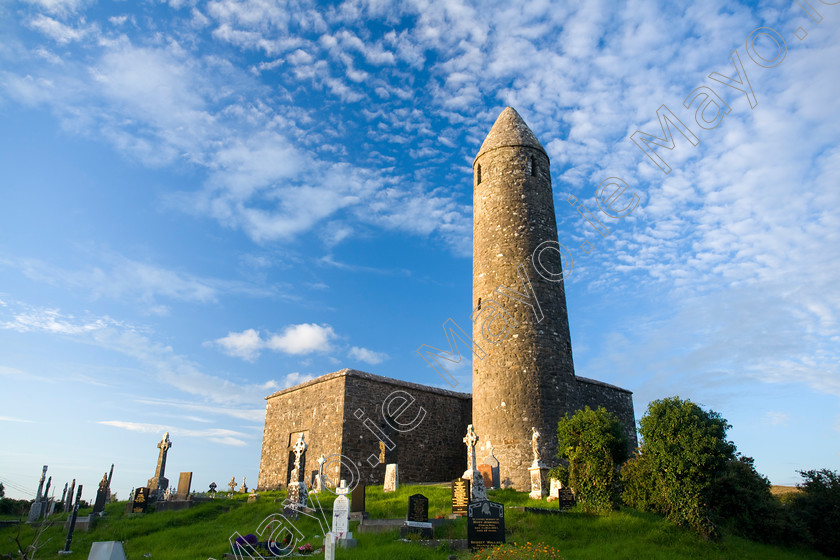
top-left (257, 108), bottom-right (635, 492)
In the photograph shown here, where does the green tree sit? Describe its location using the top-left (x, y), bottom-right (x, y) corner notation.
top-left (789, 469), bottom-right (840, 557)
top-left (0, 482), bottom-right (5, 498)
top-left (624, 397), bottom-right (735, 538)
top-left (554, 405), bottom-right (628, 513)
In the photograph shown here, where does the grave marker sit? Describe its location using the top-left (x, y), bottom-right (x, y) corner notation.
top-left (131, 487), bottom-right (150, 514)
top-left (467, 500), bottom-right (505, 551)
top-left (92, 473), bottom-right (109, 515)
top-left (451, 478), bottom-right (470, 516)
top-left (383, 463), bottom-right (398, 493)
top-left (401, 493), bottom-right (433, 539)
top-left (176, 472), bottom-right (193, 500)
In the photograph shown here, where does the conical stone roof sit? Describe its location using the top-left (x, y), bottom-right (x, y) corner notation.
top-left (475, 106), bottom-right (546, 162)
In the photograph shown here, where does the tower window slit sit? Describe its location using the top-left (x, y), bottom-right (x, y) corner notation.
top-left (477, 164), bottom-right (482, 184)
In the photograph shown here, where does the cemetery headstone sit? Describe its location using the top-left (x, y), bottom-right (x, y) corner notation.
top-left (332, 480), bottom-right (356, 548)
top-left (228, 477), bottom-right (237, 494)
top-left (239, 477), bottom-right (248, 493)
top-left (383, 463), bottom-right (399, 493)
top-left (451, 478), bottom-right (470, 516)
top-left (478, 464), bottom-right (493, 489)
top-left (176, 472), bottom-right (193, 500)
top-left (27, 465), bottom-right (48, 523)
top-left (92, 473), bottom-right (109, 515)
top-left (105, 464), bottom-right (114, 502)
top-left (462, 424), bottom-right (487, 501)
top-left (285, 434), bottom-right (308, 517)
top-left (323, 532), bottom-right (335, 560)
top-left (60, 484), bottom-right (84, 555)
top-left (467, 500), bottom-right (505, 551)
top-left (59, 483), bottom-right (68, 512)
top-left (64, 479), bottom-right (76, 513)
top-left (131, 487), bottom-right (150, 514)
top-left (147, 432), bottom-right (172, 500)
top-left (314, 454), bottom-right (326, 493)
top-left (401, 493), bottom-right (433, 540)
top-left (87, 541), bottom-right (127, 560)
top-left (331, 484), bottom-right (350, 540)
top-left (557, 487), bottom-right (576, 510)
top-left (349, 483), bottom-right (367, 521)
top-left (547, 478), bottom-right (561, 502)
top-left (209, 482), bottom-right (217, 497)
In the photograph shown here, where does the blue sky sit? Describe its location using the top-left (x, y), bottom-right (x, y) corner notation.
top-left (1, 0), bottom-right (838, 503)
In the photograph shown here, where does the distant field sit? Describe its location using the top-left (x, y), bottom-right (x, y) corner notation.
top-left (771, 485), bottom-right (803, 496)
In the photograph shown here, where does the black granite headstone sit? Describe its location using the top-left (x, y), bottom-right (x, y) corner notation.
top-left (400, 493), bottom-right (433, 540)
top-left (407, 494), bottom-right (428, 523)
top-left (351, 484), bottom-right (366, 513)
top-left (451, 478), bottom-right (470, 516)
top-left (467, 500), bottom-right (505, 551)
top-left (132, 487), bottom-right (150, 513)
top-left (557, 487), bottom-right (576, 510)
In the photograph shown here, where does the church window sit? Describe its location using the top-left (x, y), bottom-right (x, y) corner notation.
top-left (531, 157), bottom-right (537, 177)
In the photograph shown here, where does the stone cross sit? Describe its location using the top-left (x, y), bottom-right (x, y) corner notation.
top-left (315, 455), bottom-right (326, 492)
top-left (35, 466), bottom-right (47, 502)
top-left (228, 477), bottom-right (237, 494)
top-left (291, 434), bottom-right (307, 483)
top-left (154, 432), bottom-right (172, 479)
top-left (462, 425), bottom-right (487, 501)
top-left (463, 424), bottom-right (479, 472)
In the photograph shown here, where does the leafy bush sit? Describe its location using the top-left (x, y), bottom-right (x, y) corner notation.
top-left (707, 455), bottom-right (806, 546)
top-left (626, 397), bottom-right (736, 538)
top-left (555, 406), bottom-right (628, 513)
top-left (788, 469), bottom-right (840, 557)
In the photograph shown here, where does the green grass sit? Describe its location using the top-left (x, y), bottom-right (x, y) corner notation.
top-left (0, 487), bottom-right (827, 560)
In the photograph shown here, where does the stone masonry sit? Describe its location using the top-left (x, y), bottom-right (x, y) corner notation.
top-left (258, 369), bottom-right (471, 490)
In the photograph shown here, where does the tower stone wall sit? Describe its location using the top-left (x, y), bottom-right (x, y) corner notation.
top-left (472, 107), bottom-right (578, 489)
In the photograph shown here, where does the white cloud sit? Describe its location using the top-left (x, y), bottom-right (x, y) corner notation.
top-left (764, 412), bottom-right (790, 426)
top-left (97, 421), bottom-right (251, 446)
top-left (211, 328), bottom-right (263, 361)
top-left (348, 346), bottom-right (389, 365)
top-left (267, 323), bottom-right (336, 355)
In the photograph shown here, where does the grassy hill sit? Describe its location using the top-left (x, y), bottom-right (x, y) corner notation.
top-left (0, 486), bottom-right (827, 559)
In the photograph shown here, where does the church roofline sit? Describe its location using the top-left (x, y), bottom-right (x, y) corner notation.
top-left (264, 368), bottom-right (473, 400)
top-left (576, 375), bottom-right (633, 394)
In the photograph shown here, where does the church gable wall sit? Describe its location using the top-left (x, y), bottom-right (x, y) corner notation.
top-left (257, 375), bottom-right (346, 491)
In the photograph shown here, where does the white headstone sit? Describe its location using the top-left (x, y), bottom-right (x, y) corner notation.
top-left (384, 464), bottom-right (399, 493)
top-left (332, 494), bottom-right (350, 539)
top-left (87, 541), bottom-right (127, 560)
top-left (323, 532), bottom-right (335, 560)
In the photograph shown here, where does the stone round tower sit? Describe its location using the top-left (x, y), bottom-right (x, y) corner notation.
top-left (472, 107), bottom-right (577, 490)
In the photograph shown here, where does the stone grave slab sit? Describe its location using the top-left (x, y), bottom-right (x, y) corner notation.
top-left (384, 464), bottom-right (398, 492)
top-left (401, 493), bottom-right (433, 540)
top-left (176, 472), bottom-right (192, 500)
top-left (451, 478), bottom-right (470, 517)
top-left (467, 500), bottom-right (505, 551)
top-left (349, 483), bottom-right (367, 521)
top-left (87, 541), bottom-right (127, 560)
top-left (131, 487), bottom-right (150, 514)
top-left (478, 464), bottom-right (493, 490)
